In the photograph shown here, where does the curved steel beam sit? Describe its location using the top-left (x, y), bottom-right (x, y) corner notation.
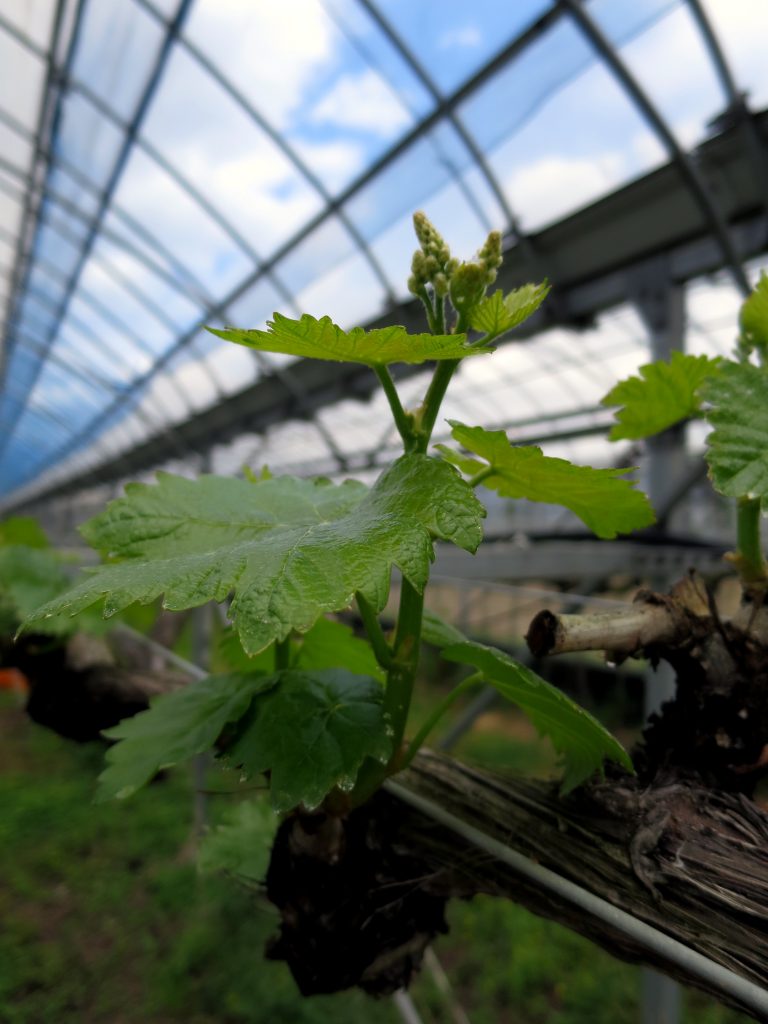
top-left (685, 0), bottom-right (768, 212)
top-left (562, 0), bottom-right (750, 296)
top-left (353, 1), bottom-right (520, 236)
top-left (3, 4), bottom-right (572, 486)
top-left (0, 0), bottom-right (75, 380)
top-left (0, 0), bottom-right (196, 462)
top-left (133, 0), bottom-right (397, 305)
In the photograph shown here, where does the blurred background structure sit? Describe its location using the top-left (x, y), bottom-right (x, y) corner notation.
top-left (0, 0), bottom-right (766, 577)
top-left (3, 4), bottom-right (768, 1023)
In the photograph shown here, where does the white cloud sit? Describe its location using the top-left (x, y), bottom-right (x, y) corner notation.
top-left (619, 6), bottom-right (722, 146)
top-left (506, 153), bottom-right (625, 231)
top-left (184, 0), bottom-right (335, 128)
top-left (293, 249), bottom-right (386, 327)
top-left (201, 150), bottom-right (321, 244)
top-left (309, 69), bottom-right (411, 137)
top-left (290, 138), bottom-right (366, 192)
top-left (698, 0), bottom-right (768, 108)
top-left (437, 26), bottom-right (482, 50)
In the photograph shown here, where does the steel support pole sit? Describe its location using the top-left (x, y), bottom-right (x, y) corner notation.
top-left (632, 261), bottom-right (685, 1024)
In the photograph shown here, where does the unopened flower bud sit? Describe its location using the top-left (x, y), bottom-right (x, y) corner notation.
top-left (477, 230), bottom-right (503, 286)
top-left (433, 272), bottom-right (448, 297)
top-left (449, 262), bottom-right (486, 315)
top-left (409, 211), bottom-right (456, 295)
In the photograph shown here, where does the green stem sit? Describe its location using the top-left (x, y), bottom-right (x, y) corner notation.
top-left (356, 592), bottom-right (393, 670)
top-left (402, 672), bottom-right (484, 767)
top-left (468, 465), bottom-right (494, 488)
top-left (414, 359), bottom-right (460, 452)
top-left (413, 313), bottom-right (471, 453)
top-left (736, 497), bottom-right (766, 583)
top-left (384, 580), bottom-right (425, 763)
top-left (432, 292), bottom-right (446, 334)
top-left (373, 366), bottom-right (414, 448)
top-left (274, 637), bottom-right (291, 671)
top-left (415, 286), bottom-right (437, 332)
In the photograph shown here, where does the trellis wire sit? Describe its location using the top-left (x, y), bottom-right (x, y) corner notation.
top-left (384, 780), bottom-right (768, 1020)
top-left (112, 622), bottom-right (768, 1017)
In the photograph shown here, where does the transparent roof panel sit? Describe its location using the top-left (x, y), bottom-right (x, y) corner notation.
top-left (2, 0), bottom-right (768, 503)
top-left (294, 246), bottom-right (389, 326)
top-left (71, 0), bottom-right (165, 121)
top-left (463, 16), bottom-right (668, 231)
top-left (100, 206), bottom-right (212, 308)
top-left (2, 2), bottom-right (57, 52)
top-left (185, 0), bottom-right (426, 194)
top-left (141, 46), bottom-right (325, 254)
top-left (703, 0), bottom-right (768, 109)
top-left (0, 115), bottom-right (34, 178)
top-left (378, 0), bottom-right (552, 94)
top-left (112, 147), bottom-right (253, 293)
top-left (225, 277), bottom-right (297, 332)
top-left (0, 27), bottom-right (45, 126)
top-left (91, 236), bottom-right (201, 333)
top-left (55, 91), bottom-right (126, 186)
top-left (608, 3), bottom-right (725, 148)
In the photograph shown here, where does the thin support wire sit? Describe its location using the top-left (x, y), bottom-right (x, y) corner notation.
top-left (385, 779), bottom-right (768, 1021)
top-left (422, 948), bottom-right (473, 1024)
top-left (106, 623), bottom-right (768, 1017)
top-left (392, 989), bottom-right (426, 1024)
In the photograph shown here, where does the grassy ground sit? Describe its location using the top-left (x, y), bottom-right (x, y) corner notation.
top-left (0, 693), bottom-right (750, 1024)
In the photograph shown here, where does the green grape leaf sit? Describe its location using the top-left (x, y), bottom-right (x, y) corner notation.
top-left (292, 616), bottom-right (385, 682)
top-left (602, 352), bottom-right (721, 441)
top-left (81, 472), bottom-right (368, 559)
top-left (421, 608), bottom-right (467, 649)
top-left (437, 421), bottom-right (654, 539)
top-left (423, 614), bottom-right (632, 792)
top-left (228, 669), bottom-right (392, 812)
top-left (0, 544), bottom-right (135, 637)
top-left (24, 456), bottom-right (484, 654)
top-left (0, 517), bottom-right (49, 548)
top-left (97, 671), bottom-right (273, 802)
top-left (0, 546), bottom-right (75, 635)
top-left (740, 274), bottom-right (768, 361)
top-left (198, 801), bottom-right (277, 883)
top-left (470, 283), bottom-right (550, 339)
top-left (214, 629), bottom-right (276, 674)
top-left (701, 360), bottom-right (768, 503)
top-left (216, 615), bottom-right (384, 682)
top-left (208, 313), bottom-right (489, 366)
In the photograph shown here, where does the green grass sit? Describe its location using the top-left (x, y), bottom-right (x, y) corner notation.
top-left (0, 699), bottom-right (394, 1024)
top-left (0, 694), bottom-right (750, 1024)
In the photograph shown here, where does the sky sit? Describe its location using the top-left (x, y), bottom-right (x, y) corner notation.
top-left (1, 0), bottom-right (768, 502)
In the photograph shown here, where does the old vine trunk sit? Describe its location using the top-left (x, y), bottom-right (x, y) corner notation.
top-left (267, 574), bottom-right (768, 1019)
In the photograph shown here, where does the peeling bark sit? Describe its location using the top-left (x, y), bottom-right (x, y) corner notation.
top-left (396, 753), bottom-right (768, 1017)
top-left (267, 753), bottom-right (768, 1018)
top-left (268, 573), bottom-right (768, 1017)
top-left (529, 573), bottom-right (768, 791)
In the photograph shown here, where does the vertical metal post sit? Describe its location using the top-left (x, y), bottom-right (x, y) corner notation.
top-left (633, 261), bottom-right (687, 717)
top-left (632, 261), bottom-right (684, 1024)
